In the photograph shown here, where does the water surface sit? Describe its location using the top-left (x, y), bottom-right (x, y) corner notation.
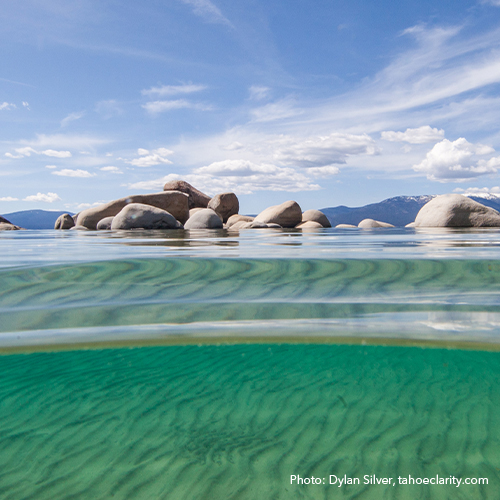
top-left (1, 228), bottom-right (500, 499)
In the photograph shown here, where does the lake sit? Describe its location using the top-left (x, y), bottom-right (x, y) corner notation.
top-left (0, 227), bottom-right (499, 499)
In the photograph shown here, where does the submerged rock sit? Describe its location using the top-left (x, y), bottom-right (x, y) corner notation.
top-left (336, 224), bottom-right (357, 228)
top-left (255, 200), bottom-right (302, 228)
top-left (358, 219), bottom-right (395, 228)
top-left (184, 208), bottom-right (223, 229)
top-left (414, 194), bottom-right (500, 227)
top-left (111, 203), bottom-right (182, 230)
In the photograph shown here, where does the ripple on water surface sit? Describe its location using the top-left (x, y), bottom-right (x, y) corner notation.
top-left (1, 229), bottom-right (500, 499)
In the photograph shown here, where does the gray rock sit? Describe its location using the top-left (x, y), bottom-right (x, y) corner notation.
top-left (54, 213), bottom-right (75, 230)
top-left (301, 209), bottom-right (331, 228)
top-left (70, 225), bottom-right (90, 231)
top-left (189, 207), bottom-right (205, 218)
top-left (296, 221), bottom-right (324, 229)
top-left (226, 214), bottom-right (254, 227)
top-left (111, 203), bottom-right (182, 230)
top-left (0, 222), bottom-right (22, 230)
top-left (184, 208), bottom-right (223, 229)
top-left (254, 200), bottom-right (302, 228)
top-left (162, 180), bottom-right (211, 209)
top-left (336, 224), bottom-right (357, 228)
top-left (414, 194), bottom-right (500, 227)
top-left (208, 192), bottom-right (239, 223)
top-left (75, 191), bottom-right (189, 229)
top-left (405, 222), bottom-right (416, 228)
top-left (358, 219), bottom-right (395, 228)
top-left (97, 217), bottom-right (114, 230)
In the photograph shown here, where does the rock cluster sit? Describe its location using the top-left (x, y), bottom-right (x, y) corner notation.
top-left (52, 181), bottom-right (332, 232)
top-left (6, 185), bottom-right (500, 232)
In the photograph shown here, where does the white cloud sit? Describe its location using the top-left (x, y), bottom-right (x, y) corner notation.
top-left (179, 0), bottom-right (233, 27)
top-left (249, 86), bottom-right (271, 101)
top-left (221, 142), bottom-right (244, 151)
top-left (125, 148), bottom-right (174, 167)
top-left (13, 147), bottom-right (37, 157)
top-left (481, 0), bottom-right (500, 5)
top-left (24, 134), bottom-right (108, 149)
top-left (23, 192), bottom-right (61, 203)
top-left (195, 160), bottom-right (281, 176)
top-left (250, 98), bottom-right (303, 123)
top-left (381, 126), bottom-right (445, 144)
top-left (142, 99), bottom-right (213, 114)
top-left (413, 138), bottom-right (500, 181)
top-left (61, 111), bottom-right (85, 127)
top-left (41, 149), bottom-right (72, 158)
top-left (6, 147), bottom-right (72, 158)
top-left (95, 100), bottom-right (123, 119)
top-left (100, 166), bottom-right (123, 174)
top-left (22, 102), bottom-right (30, 110)
top-left (0, 196), bottom-right (18, 201)
top-left (129, 160), bottom-right (321, 194)
top-left (271, 133), bottom-right (379, 168)
top-left (52, 169), bottom-right (95, 178)
top-left (0, 102), bottom-right (16, 111)
top-left (454, 186), bottom-right (500, 196)
top-left (45, 165), bottom-right (57, 169)
top-left (306, 166), bottom-right (341, 177)
top-left (142, 83), bottom-right (207, 97)
top-left (71, 201), bottom-right (105, 210)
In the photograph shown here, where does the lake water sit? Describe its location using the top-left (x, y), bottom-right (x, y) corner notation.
top-left (1, 227), bottom-right (500, 499)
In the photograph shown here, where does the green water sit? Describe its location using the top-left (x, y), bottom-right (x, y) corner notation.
top-left (0, 343), bottom-right (497, 499)
top-left (2, 230), bottom-right (500, 498)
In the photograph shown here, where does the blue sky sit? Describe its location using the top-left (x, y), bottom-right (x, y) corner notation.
top-left (3, 0), bottom-right (500, 214)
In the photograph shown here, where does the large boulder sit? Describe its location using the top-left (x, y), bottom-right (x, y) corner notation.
top-left (336, 223), bottom-right (357, 228)
top-left (301, 209), bottom-right (331, 228)
top-left (54, 213), bottom-right (75, 230)
top-left (111, 203), bottom-right (182, 230)
top-left (254, 200), bottom-right (302, 228)
top-left (75, 191), bottom-right (189, 230)
top-left (208, 192), bottom-right (239, 223)
top-left (184, 208), bottom-right (223, 229)
top-left (163, 180), bottom-right (211, 209)
top-left (358, 219), bottom-right (394, 228)
top-left (414, 194), bottom-right (500, 227)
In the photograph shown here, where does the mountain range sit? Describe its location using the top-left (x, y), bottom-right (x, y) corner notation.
top-left (320, 194), bottom-right (500, 227)
top-left (1, 210), bottom-right (73, 230)
top-left (3, 194), bottom-right (500, 229)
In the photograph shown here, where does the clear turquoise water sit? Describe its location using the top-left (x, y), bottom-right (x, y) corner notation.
top-left (2, 228), bottom-right (500, 499)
